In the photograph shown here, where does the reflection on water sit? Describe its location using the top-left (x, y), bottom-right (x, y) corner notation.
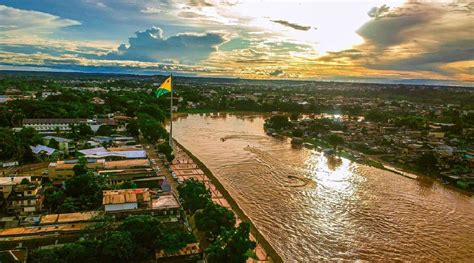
top-left (172, 113), bottom-right (474, 262)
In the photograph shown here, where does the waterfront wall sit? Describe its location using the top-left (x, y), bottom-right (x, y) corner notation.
top-left (174, 140), bottom-right (284, 263)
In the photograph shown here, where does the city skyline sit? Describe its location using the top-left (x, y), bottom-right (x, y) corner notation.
top-left (0, 0), bottom-right (473, 85)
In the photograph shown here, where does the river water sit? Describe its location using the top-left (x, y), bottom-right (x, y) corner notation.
top-left (172, 113), bottom-right (474, 262)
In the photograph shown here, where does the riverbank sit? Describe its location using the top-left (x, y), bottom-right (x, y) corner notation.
top-left (174, 140), bottom-right (284, 263)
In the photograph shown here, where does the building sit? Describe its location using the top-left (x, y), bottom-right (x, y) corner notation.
top-left (0, 177), bottom-right (42, 216)
top-left (155, 243), bottom-right (202, 262)
top-left (21, 118), bottom-right (116, 134)
top-left (29, 145), bottom-right (59, 159)
top-left (78, 147), bottom-right (146, 160)
top-left (43, 136), bottom-right (75, 154)
top-left (102, 188), bottom-right (181, 216)
top-left (39, 211), bottom-right (101, 225)
top-left (48, 159), bottom-right (106, 181)
top-left (102, 188), bottom-right (151, 212)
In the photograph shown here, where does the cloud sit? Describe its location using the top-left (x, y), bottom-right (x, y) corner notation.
top-left (104, 27), bottom-right (226, 64)
top-left (368, 4), bottom-right (390, 18)
top-left (140, 7), bottom-right (162, 14)
top-left (188, 0), bottom-right (213, 7)
top-left (271, 20), bottom-right (311, 31)
top-left (317, 1), bottom-right (474, 79)
top-left (0, 5), bottom-right (80, 34)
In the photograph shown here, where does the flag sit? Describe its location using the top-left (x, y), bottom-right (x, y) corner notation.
top-left (155, 76), bottom-right (172, 98)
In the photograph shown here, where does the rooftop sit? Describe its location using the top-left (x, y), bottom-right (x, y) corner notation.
top-left (0, 176), bottom-right (31, 186)
top-left (151, 194), bottom-right (180, 210)
top-left (40, 211), bottom-right (101, 225)
top-left (103, 188), bottom-right (151, 205)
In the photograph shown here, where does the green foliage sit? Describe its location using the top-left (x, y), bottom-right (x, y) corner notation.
top-left (177, 179), bottom-right (211, 213)
top-left (73, 164), bottom-right (87, 176)
top-left (327, 134), bottom-right (344, 150)
top-left (48, 138), bottom-right (60, 149)
top-left (138, 113), bottom-right (168, 143)
top-left (20, 178), bottom-right (30, 184)
top-left (206, 222), bottom-right (256, 263)
top-left (265, 115), bottom-right (291, 130)
top-left (157, 143), bottom-right (174, 162)
top-left (292, 129), bottom-right (303, 138)
top-left (195, 202), bottom-right (236, 239)
top-left (96, 125), bottom-right (114, 136)
top-left (43, 174), bottom-right (107, 213)
top-left (0, 127), bottom-right (41, 162)
top-left (126, 119), bottom-right (140, 137)
top-left (290, 112), bottom-right (300, 121)
top-left (78, 123), bottom-right (94, 137)
top-left (29, 214), bottom-right (194, 262)
top-left (137, 105), bottom-right (166, 123)
top-left (101, 231), bottom-right (135, 262)
top-left (416, 152), bottom-right (439, 175)
top-left (365, 110), bottom-right (393, 123)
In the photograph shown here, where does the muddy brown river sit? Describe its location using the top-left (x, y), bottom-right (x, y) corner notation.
top-left (172, 113), bottom-right (474, 262)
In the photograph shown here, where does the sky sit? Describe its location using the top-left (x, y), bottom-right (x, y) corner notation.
top-left (0, 0), bottom-right (472, 84)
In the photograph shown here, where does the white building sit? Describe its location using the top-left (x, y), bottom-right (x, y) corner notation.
top-left (21, 118), bottom-right (116, 134)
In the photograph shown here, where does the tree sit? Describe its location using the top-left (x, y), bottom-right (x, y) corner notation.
top-left (327, 134), bottom-right (344, 150)
top-left (292, 129), bottom-right (303, 138)
top-left (206, 222), bottom-right (256, 263)
top-left (157, 143), bottom-right (174, 162)
top-left (138, 113), bottom-right (167, 143)
top-left (137, 105), bottom-right (166, 123)
top-left (416, 152), bottom-right (438, 174)
top-left (48, 138), bottom-right (60, 149)
top-left (265, 115), bottom-right (291, 130)
top-left (177, 179), bottom-right (211, 213)
top-left (73, 164), bottom-right (88, 176)
top-left (118, 215), bottom-right (164, 259)
top-left (20, 178), bottom-right (30, 184)
top-left (77, 123), bottom-right (93, 137)
top-left (195, 202), bottom-right (236, 239)
top-left (96, 125), bottom-right (114, 136)
top-left (101, 231), bottom-right (135, 262)
top-left (290, 112), bottom-right (300, 121)
top-left (29, 248), bottom-right (61, 263)
top-left (158, 225), bottom-right (196, 253)
top-left (58, 197), bottom-right (79, 213)
top-left (43, 186), bottom-right (65, 212)
top-left (126, 119), bottom-right (140, 138)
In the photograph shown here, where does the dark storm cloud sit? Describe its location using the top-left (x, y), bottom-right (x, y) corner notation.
top-left (104, 27), bottom-right (226, 64)
top-left (271, 20), bottom-right (311, 31)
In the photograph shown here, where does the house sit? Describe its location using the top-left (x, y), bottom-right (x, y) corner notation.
top-left (0, 177), bottom-right (42, 216)
top-left (102, 189), bottom-right (181, 217)
top-left (102, 188), bottom-right (151, 212)
top-left (30, 145), bottom-right (59, 159)
top-left (43, 136), bottom-right (74, 154)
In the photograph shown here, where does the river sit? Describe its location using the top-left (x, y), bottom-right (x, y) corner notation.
top-left (172, 113), bottom-right (474, 262)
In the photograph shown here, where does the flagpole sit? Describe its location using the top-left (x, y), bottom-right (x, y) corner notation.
top-left (169, 74), bottom-right (173, 147)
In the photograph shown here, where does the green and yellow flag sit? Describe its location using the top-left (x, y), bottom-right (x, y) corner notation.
top-left (155, 76), bottom-right (172, 98)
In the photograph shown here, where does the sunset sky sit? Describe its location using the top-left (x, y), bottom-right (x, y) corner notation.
top-left (0, 0), bottom-right (472, 84)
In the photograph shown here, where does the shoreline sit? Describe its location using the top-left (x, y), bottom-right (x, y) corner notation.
top-left (174, 140), bottom-right (284, 263)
